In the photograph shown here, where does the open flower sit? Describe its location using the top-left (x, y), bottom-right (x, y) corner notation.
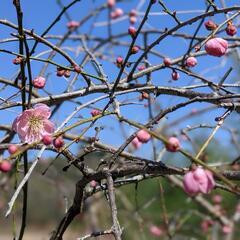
top-left (183, 167), bottom-right (215, 196)
top-left (12, 104), bottom-right (55, 143)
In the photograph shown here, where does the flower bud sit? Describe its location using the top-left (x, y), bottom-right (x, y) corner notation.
top-left (57, 68), bottom-right (65, 77)
top-left (64, 70), bottom-right (71, 78)
top-left (185, 57), bottom-right (197, 67)
top-left (12, 56), bottom-right (23, 65)
top-left (205, 38), bottom-right (228, 57)
top-left (129, 16), bottom-right (137, 24)
top-left (163, 57), bottom-right (172, 66)
top-left (91, 109), bottom-right (101, 117)
top-left (107, 0), bottom-right (115, 8)
top-left (137, 65), bottom-right (145, 71)
top-left (67, 21), bottom-right (80, 29)
top-left (166, 137), bottom-right (180, 152)
top-left (204, 20), bottom-right (218, 31)
top-left (111, 8), bottom-right (123, 19)
top-left (8, 144), bottom-right (18, 154)
top-left (53, 136), bottom-right (64, 149)
top-left (42, 135), bottom-right (53, 146)
top-left (128, 26), bottom-right (136, 38)
top-left (0, 161), bottom-right (12, 173)
top-left (33, 76), bottom-right (46, 89)
top-left (136, 129), bottom-right (151, 143)
top-left (116, 56), bottom-right (123, 67)
top-left (149, 226), bottom-right (163, 237)
top-left (131, 137), bottom-right (142, 149)
top-left (74, 65), bottom-right (82, 74)
top-left (171, 71), bottom-right (180, 80)
top-left (226, 22), bottom-right (237, 36)
top-left (131, 45), bottom-right (139, 54)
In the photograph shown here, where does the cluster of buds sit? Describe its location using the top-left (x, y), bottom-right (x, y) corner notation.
top-left (56, 67), bottom-right (71, 78)
top-left (131, 129), bottom-right (151, 149)
top-left (110, 8), bottom-right (124, 19)
top-left (91, 109), bottom-right (101, 117)
top-left (42, 134), bottom-right (64, 149)
top-left (129, 9), bottom-right (137, 24)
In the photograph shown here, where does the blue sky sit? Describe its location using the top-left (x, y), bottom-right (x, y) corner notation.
top-left (0, 0), bottom-right (239, 162)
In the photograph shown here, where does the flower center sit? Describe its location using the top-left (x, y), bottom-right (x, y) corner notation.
top-left (28, 115), bottom-right (43, 134)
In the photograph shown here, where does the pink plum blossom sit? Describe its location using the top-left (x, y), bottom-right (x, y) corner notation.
top-left (205, 38), bottom-right (228, 57)
top-left (136, 129), bottom-right (151, 143)
top-left (131, 137), bottom-right (142, 149)
top-left (185, 57), bottom-right (197, 67)
top-left (12, 104), bottom-right (55, 143)
top-left (183, 167), bottom-right (215, 196)
top-left (33, 76), bottom-right (46, 89)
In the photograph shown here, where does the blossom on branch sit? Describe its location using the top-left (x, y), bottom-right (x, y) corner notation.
top-left (12, 104), bottom-right (55, 143)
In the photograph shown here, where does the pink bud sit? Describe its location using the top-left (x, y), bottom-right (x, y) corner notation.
top-left (128, 26), bottom-right (136, 38)
top-left (67, 21), bottom-right (80, 29)
top-left (12, 56), bottom-right (23, 65)
top-left (137, 65), bottom-right (145, 71)
top-left (185, 57), bottom-right (197, 67)
top-left (64, 70), bottom-right (71, 78)
top-left (166, 137), bottom-right (180, 152)
top-left (91, 109), bottom-right (101, 117)
top-left (171, 71), bottom-right (180, 80)
top-left (201, 219), bottom-right (213, 233)
top-left (129, 9), bottom-right (137, 17)
top-left (131, 137), bottom-right (142, 149)
top-left (222, 225), bottom-right (233, 234)
top-left (212, 194), bottom-right (222, 204)
top-left (0, 161), bottom-right (12, 173)
top-left (57, 68), bottom-right (65, 77)
top-left (116, 56), bottom-right (123, 67)
top-left (136, 130), bottom-right (151, 143)
top-left (107, 0), bottom-right (116, 8)
top-left (8, 144), bottom-right (18, 154)
top-left (205, 38), bottom-right (228, 57)
top-left (204, 19), bottom-right (218, 31)
top-left (33, 76), bottom-right (46, 89)
top-left (226, 23), bottom-right (237, 36)
top-left (129, 16), bottom-right (137, 24)
top-left (163, 57), bottom-right (172, 66)
top-left (149, 225), bottom-right (163, 237)
top-left (53, 136), bottom-right (64, 149)
top-left (42, 135), bottom-right (53, 146)
top-left (111, 8), bottom-right (123, 19)
top-left (74, 65), bottom-right (82, 74)
top-left (131, 45), bottom-right (139, 54)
